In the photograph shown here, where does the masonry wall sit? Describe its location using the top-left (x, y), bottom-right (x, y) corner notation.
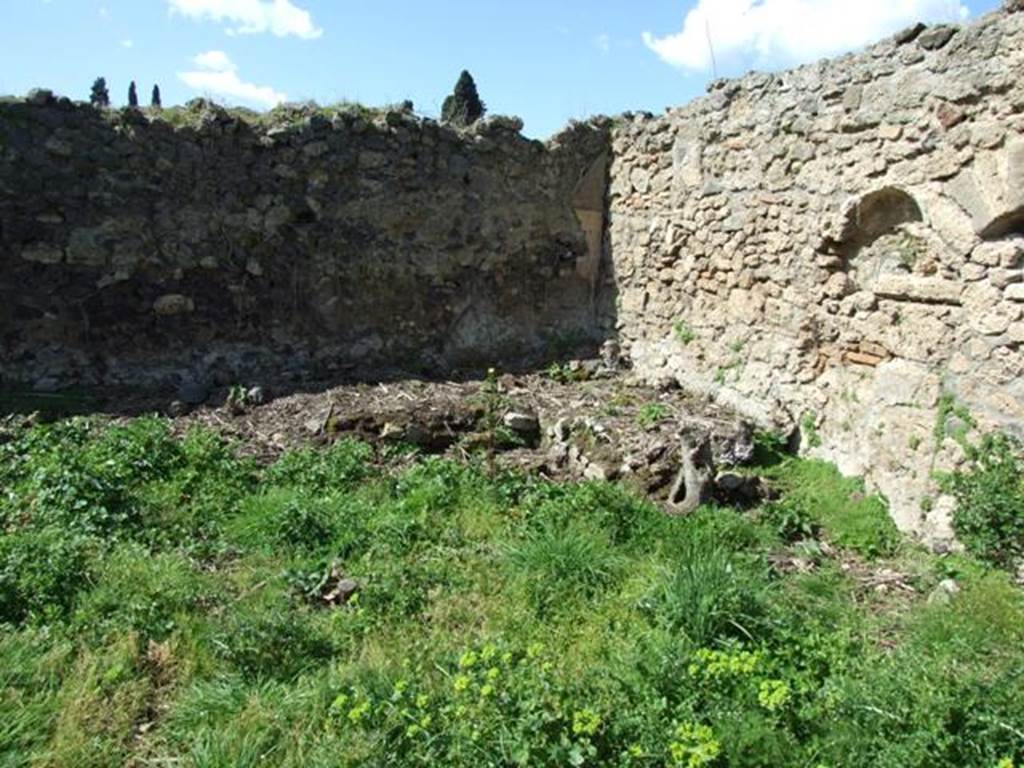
top-left (606, 7), bottom-right (1024, 541)
top-left (4, 6), bottom-right (1024, 543)
top-left (0, 98), bottom-right (610, 392)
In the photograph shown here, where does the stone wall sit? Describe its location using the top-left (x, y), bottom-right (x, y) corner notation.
top-left (606, 5), bottom-right (1024, 542)
top-left (0, 97), bottom-right (610, 393)
top-left (3, 4), bottom-right (1024, 543)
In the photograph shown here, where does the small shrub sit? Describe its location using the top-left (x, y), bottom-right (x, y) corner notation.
top-left (0, 527), bottom-right (97, 624)
top-left (942, 433), bottom-right (1024, 568)
top-left (760, 498), bottom-right (819, 542)
top-left (933, 392), bottom-right (974, 447)
top-left (752, 430), bottom-right (790, 467)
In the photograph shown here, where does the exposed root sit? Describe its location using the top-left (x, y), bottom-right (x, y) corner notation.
top-left (667, 432), bottom-right (715, 515)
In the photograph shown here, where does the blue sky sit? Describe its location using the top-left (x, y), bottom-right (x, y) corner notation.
top-left (0, 0), bottom-right (1002, 138)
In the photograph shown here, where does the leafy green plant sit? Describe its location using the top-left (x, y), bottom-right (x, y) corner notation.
top-left (468, 368), bottom-right (522, 466)
top-left (217, 603), bottom-right (337, 681)
top-left (4, 414), bottom-right (1024, 767)
top-left (759, 458), bottom-right (899, 558)
top-left (801, 413), bottom-right (822, 449)
top-left (752, 430), bottom-right (790, 466)
top-left (933, 392), bottom-right (974, 448)
top-left (264, 438), bottom-right (373, 492)
top-left (0, 527), bottom-right (96, 624)
top-left (760, 498), bottom-right (819, 542)
top-left (637, 402), bottom-right (670, 429)
top-left (942, 433), bottom-right (1024, 568)
top-left (546, 361), bottom-right (589, 384)
top-left (674, 321), bottom-right (697, 346)
top-left (894, 231), bottom-right (926, 270)
top-left (642, 532), bottom-right (768, 647)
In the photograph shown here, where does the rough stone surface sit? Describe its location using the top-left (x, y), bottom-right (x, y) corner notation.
top-left (0, 101), bottom-right (611, 388)
top-left (607, 6), bottom-right (1024, 541)
top-left (3, 6), bottom-right (1024, 544)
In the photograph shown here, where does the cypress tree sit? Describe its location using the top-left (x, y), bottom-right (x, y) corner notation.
top-left (90, 77), bottom-right (110, 108)
top-left (127, 81), bottom-right (138, 108)
top-left (151, 84), bottom-right (162, 109)
top-left (441, 70), bottom-right (485, 127)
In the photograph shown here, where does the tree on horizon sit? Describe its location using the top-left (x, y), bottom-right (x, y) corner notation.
top-left (90, 77), bottom-right (110, 108)
top-left (127, 81), bottom-right (138, 108)
top-left (441, 70), bottom-right (485, 128)
top-left (151, 84), bottom-right (162, 109)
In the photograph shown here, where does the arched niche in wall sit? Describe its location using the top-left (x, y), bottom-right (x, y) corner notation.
top-left (837, 187), bottom-right (926, 289)
top-left (980, 205), bottom-right (1024, 240)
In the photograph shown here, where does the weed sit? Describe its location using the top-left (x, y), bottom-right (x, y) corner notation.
top-left (760, 457), bottom-right (899, 558)
top-left (507, 521), bottom-right (621, 617)
top-left (801, 413), bottom-right (822, 449)
top-left (933, 392), bottom-right (974, 449)
top-left (752, 430), bottom-right (790, 466)
top-left (941, 433), bottom-right (1024, 568)
top-left (546, 361), bottom-right (589, 384)
top-left (637, 402), bottom-right (670, 428)
top-left (1, 416), bottom-right (1021, 767)
top-left (760, 498), bottom-right (819, 542)
top-left (895, 231), bottom-right (927, 270)
top-left (674, 321), bottom-right (698, 346)
top-left (467, 368), bottom-right (522, 467)
top-left (641, 531), bottom-right (768, 647)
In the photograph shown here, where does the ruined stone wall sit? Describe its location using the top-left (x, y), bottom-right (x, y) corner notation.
top-left (4, 6), bottom-right (1024, 543)
top-left (607, 6), bottom-right (1024, 542)
top-left (0, 98), bottom-right (610, 394)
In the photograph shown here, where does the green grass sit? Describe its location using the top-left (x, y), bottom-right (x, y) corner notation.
top-left (760, 455), bottom-right (901, 557)
top-left (637, 402), bottom-right (670, 429)
top-left (0, 416), bottom-right (1022, 767)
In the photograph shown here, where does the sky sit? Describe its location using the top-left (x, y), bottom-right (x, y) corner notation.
top-left (0, 0), bottom-right (1003, 139)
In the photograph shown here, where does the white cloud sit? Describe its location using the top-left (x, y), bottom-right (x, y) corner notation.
top-left (595, 33), bottom-right (611, 54)
top-left (643, 0), bottom-right (969, 73)
top-left (192, 49), bottom-right (233, 71)
top-left (168, 0), bottom-right (322, 39)
top-left (178, 50), bottom-right (288, 108)
top-left (121, 39), bottom-right (134, 48)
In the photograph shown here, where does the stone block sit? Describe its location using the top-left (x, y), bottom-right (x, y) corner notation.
top-left (873, 276), bottom-right (963, 305)
top-left (153, 295), bottom-right (195, 316)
